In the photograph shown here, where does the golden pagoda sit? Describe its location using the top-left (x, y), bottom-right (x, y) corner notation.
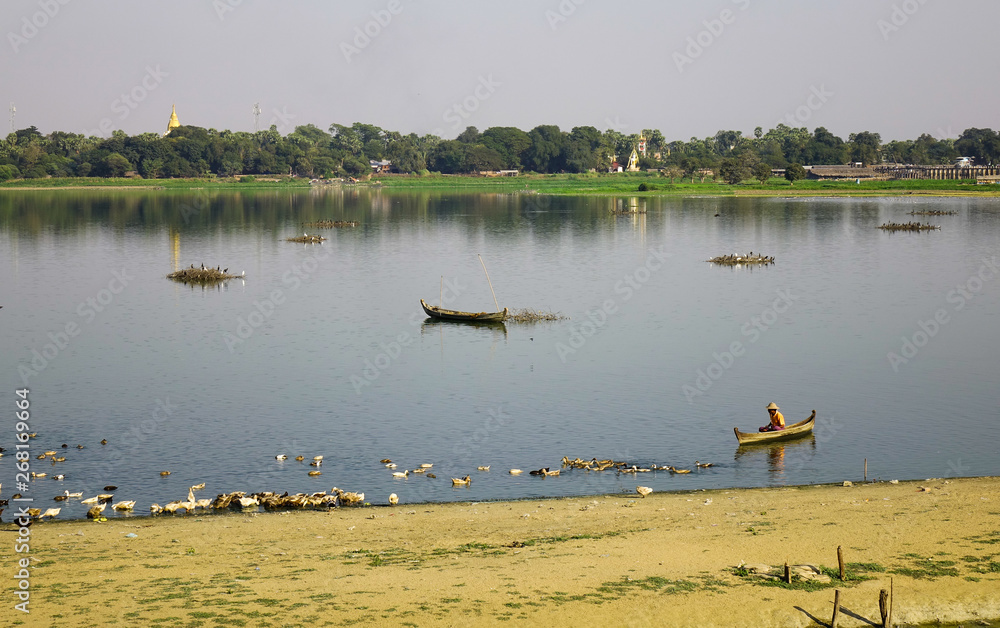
top-left (164, 104), bottom-right (180, 135)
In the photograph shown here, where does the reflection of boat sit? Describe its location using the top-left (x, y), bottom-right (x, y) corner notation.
top-left (734, 410), bottom-right (816, 445)
top-left (420, 299), bottom-right (508, 323)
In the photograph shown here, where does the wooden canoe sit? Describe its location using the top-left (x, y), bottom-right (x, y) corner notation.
top-left (420, 299), bottom-right (508, 323)
top-left (734, 410), bottom-right (816, 445)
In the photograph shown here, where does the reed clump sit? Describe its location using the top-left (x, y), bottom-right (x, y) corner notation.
top-left (286, 234), bottom-right (328, 243)
top-left (167, 266), bottom-right (241, 284)
top-left (707, 252), bottom-right (774, 266)
top-left (878, 222), bottom-right (940, 231)
top-left (507, 308), bottom-right (569, 323)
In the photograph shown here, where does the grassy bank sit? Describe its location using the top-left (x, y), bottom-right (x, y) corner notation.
top-left (4, 172), bottom-right (1000, 197)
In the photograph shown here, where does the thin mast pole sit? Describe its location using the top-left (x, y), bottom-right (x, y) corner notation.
top-left (478, 254), bottom-right (500, 313)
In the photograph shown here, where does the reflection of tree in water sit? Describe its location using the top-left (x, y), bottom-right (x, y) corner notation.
top-left (734, 436), bottom-right (816, 483)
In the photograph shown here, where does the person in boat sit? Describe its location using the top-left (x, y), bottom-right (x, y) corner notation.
top-left (759, 402), bottom-right (785, 432)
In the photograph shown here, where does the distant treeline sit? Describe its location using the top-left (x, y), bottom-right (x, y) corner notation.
top-left (1, 123), bottom-right (998, 182)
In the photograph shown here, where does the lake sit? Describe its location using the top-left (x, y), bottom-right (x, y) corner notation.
top-left (2, 188), bottom-right (998, 519)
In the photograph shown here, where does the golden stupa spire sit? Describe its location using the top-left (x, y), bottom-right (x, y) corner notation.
top-left (165, 104), bottom-right (180, 135)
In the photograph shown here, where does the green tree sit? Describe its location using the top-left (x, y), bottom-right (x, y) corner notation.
top-left (784, 163), bottom-right (806, 186)
top-left (848, 131), bottom-right (882, 166)
top-left (718, 157), bottom-right (747, 184)
top-left (955, 128), bottom-right (1000, 165)
top-left (104, 152), bottom-right (132, 177)
top-left (752, 161), bottom-right (772, 184)
top-left (480, 126), bottom-right (531, 169)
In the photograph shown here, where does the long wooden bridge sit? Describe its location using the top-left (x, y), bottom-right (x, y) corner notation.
top-left (873, 165), bottom-right (1000, 180)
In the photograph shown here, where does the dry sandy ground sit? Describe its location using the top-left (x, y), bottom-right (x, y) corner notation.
top-left (4, 477), bottom-right (999, 627)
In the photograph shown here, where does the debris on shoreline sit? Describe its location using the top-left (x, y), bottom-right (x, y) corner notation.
top-left (707, 252), bottom-right (774, 266)
top-left (878, 222), bottom-right (940, 232)
top-left (286, 234), bottom-right (327, 243)
top-left (506, 308), bottom-right (569, 323)
top-left (905, 210), bottom-right (956, 216)
top-left (303, 220), bottom-right (360, 228)
top-left (167, 266), bottom-right (242, 284)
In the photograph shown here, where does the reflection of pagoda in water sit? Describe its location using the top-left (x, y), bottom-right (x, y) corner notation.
top-left (169, 228), bottom-right (180, 272)
top-left (164, 104), bottom-right (180, 136)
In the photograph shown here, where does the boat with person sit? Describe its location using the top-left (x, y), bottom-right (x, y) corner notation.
top-left (734, 410), bottom-right (816, 445)
top-left (420, 299), bottom-right (508, 323)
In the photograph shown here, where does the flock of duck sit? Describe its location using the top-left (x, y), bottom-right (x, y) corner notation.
top-left (878, 221), bottom-right (940, 231)
top-left (286, 233), bottom-right (327, 243)
top-left (0, 438), bottom-right (716, 524)
top-left (302, 220), bottom-right (360, 228)
top-left (707, 252), bottom-right (775, 266)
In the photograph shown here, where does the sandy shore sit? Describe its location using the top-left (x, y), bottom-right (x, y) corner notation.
top-left (4, 477), bottom-right (999, 627)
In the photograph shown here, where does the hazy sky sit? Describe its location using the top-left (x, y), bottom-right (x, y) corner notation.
top-left (3, 0), bottom-right (997, 141)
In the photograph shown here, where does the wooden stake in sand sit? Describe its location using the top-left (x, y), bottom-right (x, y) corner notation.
top-left (831, 589), bottom-right (841, 628)
top-left (784, 559), bottom-right (791, 584)
top-left (838, 545), bottom-right (845, 581)
top-left (478, 254), bottom-right (501, 313)
top-left (865, 458), bottom-right (868, 482)
top-left (879, 578), bottom-right (894, 627)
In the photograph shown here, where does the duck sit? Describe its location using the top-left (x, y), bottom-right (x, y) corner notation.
top-left (194, 498), bottom-right (211, 509)
top-left (529, 468), bottom-right (548, 476)
top-left (100, 439), bottom-right (108, 445)
top-left (477, 466), bottom-right (490, 471)
top-left (380, 459), bottom-right (393, 464)
top-left (64, 490), bottom-right (83, 498)
top-left (39, 507), bottom-right (61, 519)
top-left (150, 503), bottom-right (163, 515)
top-left (509, 469), bottom-right (523, 475)
top-left (159, 471), bottom-right (171, 476)
top-left (542, 469), bottom-right (560, 477)
top-left (385, 463), bottom-right (397, 469)
top-left (81, 496), bottom-right (100, 505)
top-left (419, 463), bottom-right (433, 469)
top-left (52, 474), bottom-right (65, 481)
top-left (162, 501), bottom-right (183, 514)
top-left (636, 486), bottom-right (653, 498)
top-left (392, 470), bottom-right (409, 478)
top-left (412, 467), bottom-right (425, 473)
top-left (308, 470), bottom-right (322, 477)
top-left (103, 485), bottom-right (118, 491)
top-left (275, 454), bottom-right (287, 460)
top-left (426, 473), bottom-right (436, 479)
top-left (294, 455), bottom-right (305, 461)
top-left (112, 500), bottom-right (136, 511)
top-left (313, 455), bottom-right (324, 461)
top-left (190, 483), bottom-right (205, 490)
top-left (86, 504), bottom-right (107, 519)
top-left (31, 472), bottom-right (47, 478)
top-left (451, 476), bottom-right (471, 486)
top-left (388, 493), bottom-right (399, 506)
top-left (309, 460), bottom-right (322, 467)
top-left (43, 450), bottom-right (57, 456)
top-left (27, 508), bottom-right (41, 518)
top-left (53, 495), bottom-right (68, 502)
top-left (668, 466), bottom-right (692, 474)
top-left (53, 456), bottom-right (66, 462)
top-left (695, 461), bottom-right (714, 468)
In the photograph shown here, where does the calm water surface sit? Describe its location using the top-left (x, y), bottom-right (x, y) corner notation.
top-left (1, 189), bottom-right (998, 519)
